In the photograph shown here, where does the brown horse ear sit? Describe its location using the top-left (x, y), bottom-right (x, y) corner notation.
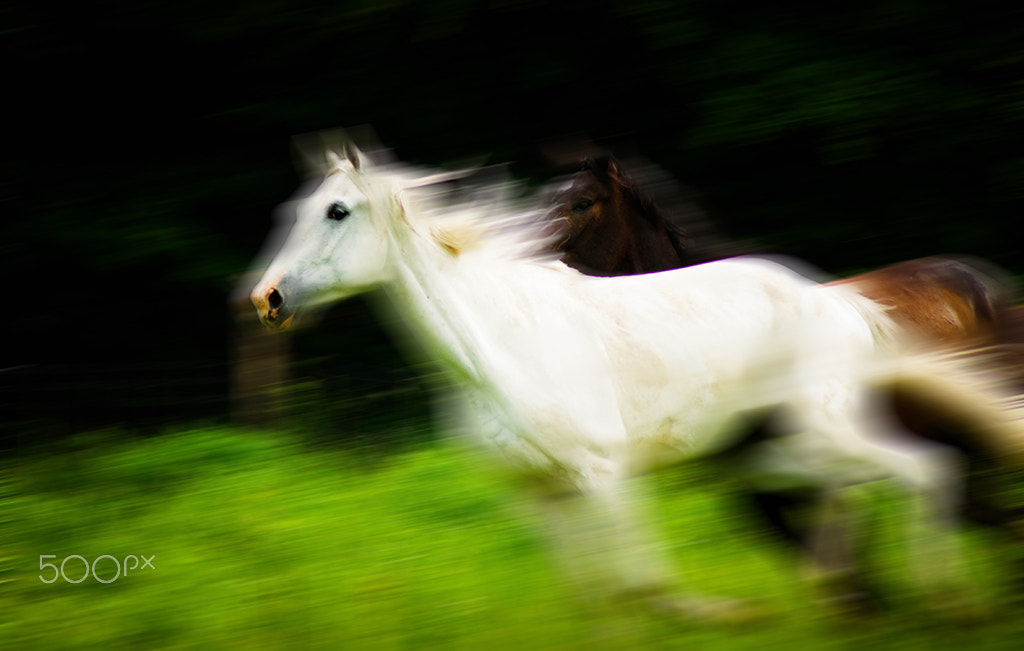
top-left (605, 156), bottom-right (620, 177)
top-left (582, 154), bottom-right (614, 183)
top-left (588, 154), bottom-right (625, 185)
top-left (606, 156), bottom-right (633, 186)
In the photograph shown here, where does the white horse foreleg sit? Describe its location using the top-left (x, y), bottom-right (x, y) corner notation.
top-left (534, 465), bottom-right (766, 625)
top-left (534, 473), bottom-right (671, 603)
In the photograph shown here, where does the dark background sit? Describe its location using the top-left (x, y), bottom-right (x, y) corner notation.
top-left (4, 0), bottom-right (1022, 441)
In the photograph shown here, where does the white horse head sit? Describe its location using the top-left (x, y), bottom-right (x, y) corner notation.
top-left (250, 146), bottom-right (402, 328)
top-left (251, 142), bottom-right (552, 328)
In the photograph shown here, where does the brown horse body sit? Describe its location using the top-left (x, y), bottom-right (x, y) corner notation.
top-left (832, 258), bottom-right (1006, 348)
top-left (547, 154), bottom-right (1024, 609)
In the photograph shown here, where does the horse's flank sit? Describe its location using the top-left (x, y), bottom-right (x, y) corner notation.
top-left (831, 257), bottom-right (1008, 347)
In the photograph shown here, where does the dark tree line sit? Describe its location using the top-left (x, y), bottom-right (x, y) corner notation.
top-left (3, 0), bottom-right (1022, 438)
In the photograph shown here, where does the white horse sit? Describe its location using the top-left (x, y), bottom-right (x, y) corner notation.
top-left (249, 143), bottom-right (1013, 620)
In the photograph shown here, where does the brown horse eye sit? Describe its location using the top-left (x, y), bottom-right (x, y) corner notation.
top-left (327, 202), bottom-right (351, 221)
top-left (572, 199), bottom-right (594, 213)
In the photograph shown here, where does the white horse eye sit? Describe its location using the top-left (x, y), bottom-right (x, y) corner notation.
top-left (327, 202), bottom-right (351, 221)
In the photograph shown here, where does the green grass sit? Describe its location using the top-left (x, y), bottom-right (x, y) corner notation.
top-left (4, 425), bottom-right (1024, 649)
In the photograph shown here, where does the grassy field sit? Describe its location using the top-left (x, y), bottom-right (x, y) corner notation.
top-left (4, 425), bottom-right (1024, 649)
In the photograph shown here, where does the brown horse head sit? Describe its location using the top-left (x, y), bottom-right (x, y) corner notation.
top-left (548, 155), bottom-right (696, 276)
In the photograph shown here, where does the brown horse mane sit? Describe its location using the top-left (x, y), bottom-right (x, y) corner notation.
top-left (578, 154), bottom-right (738, 265)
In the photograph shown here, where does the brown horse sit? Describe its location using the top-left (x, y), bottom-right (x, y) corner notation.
top-left (551, 155), bottom-right (1009, 348)
top-left (547, 153), bottom-right (1024, 610)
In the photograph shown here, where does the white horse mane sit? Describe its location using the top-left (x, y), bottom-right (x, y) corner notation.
top-left (328, 147), bottom-right (565, 266)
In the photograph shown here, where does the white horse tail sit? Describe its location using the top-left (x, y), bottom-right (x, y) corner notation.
top-left (823, 283), bottom-right (907, 353)
top-left (874, 350), bottom-right (1024, 467)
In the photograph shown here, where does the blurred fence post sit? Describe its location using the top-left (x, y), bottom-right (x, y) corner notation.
top-left (229, 273), bottom-right (291, 427)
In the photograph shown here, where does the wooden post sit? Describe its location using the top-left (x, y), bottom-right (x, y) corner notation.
top-left (228, 273), bottom-right (292, 427)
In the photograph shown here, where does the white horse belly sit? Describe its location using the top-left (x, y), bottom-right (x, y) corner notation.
top-left (593, 284), bottom-right (793, 455)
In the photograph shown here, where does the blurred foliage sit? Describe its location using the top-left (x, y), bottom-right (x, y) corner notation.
top-left (3, 0), bottom-right (1022, 434)
top-left (5, 426), bottom-right (1024, 648)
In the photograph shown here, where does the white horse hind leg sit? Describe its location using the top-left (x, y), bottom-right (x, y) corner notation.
top-left (729, 437), bottom-right (882, 613)
top-left (882, 440), bottom-right (983, 615)
top-left (801, 485), bottom-right (878, 613)
top-left (791, 399), bottom-right (978, 616)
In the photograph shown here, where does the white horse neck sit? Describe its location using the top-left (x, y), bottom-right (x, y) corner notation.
top-left (381, 211), bottom-right (535, 383)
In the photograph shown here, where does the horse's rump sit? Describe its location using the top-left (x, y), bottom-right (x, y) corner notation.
top-left (831, 257), bottom-right (1009, 347)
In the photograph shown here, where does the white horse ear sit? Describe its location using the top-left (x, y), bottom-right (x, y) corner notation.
top-left (291, 127), bottom-right (373, 178)
top-left (342, 142), bottom-right (361, 171)
top-left (325, 150), bottom-right (346, 170)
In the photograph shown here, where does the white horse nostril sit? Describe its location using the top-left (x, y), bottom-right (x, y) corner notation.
top-left (268, 288), bottom-right (284, 311)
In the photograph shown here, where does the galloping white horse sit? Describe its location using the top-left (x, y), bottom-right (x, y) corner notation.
top-left (250, 143), bottom-right (1005, 619)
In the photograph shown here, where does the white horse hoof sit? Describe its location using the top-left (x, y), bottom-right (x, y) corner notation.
top-left (646, 595), bottom-right (774, 626)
